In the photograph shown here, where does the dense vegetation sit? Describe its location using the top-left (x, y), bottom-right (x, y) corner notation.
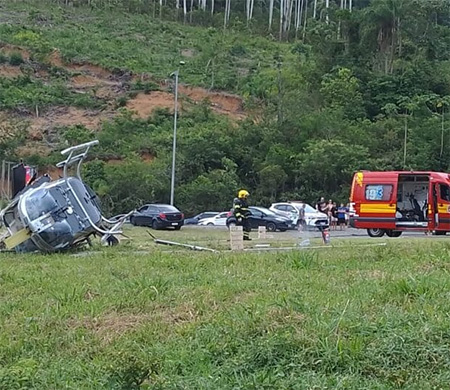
top-left (1, 233), bottom-right (450, 389)
top-left (1, 0), bottom-right (450, 214)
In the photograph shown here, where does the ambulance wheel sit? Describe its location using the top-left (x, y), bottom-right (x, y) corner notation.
top-left (386, 230), bottom-right (402, 238)
top-left (367, 228), bottom-right (385, 238)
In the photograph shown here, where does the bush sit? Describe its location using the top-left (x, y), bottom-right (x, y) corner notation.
top-left (116, 96), bottom-right (129, 108)
top-left (131, 80), bottom-right (160, 94)
top-left (63, 125), bottom-right (95, 146)
top-left (8, 52), bottom-right (24, 66)
top-left (0, 53), bottom-right (7, 64)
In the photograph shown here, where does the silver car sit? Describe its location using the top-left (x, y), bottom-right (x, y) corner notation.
top-left (269, 202), bottom-right (329, 230)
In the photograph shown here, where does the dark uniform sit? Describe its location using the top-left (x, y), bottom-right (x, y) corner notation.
top-left (233, 196), bottom-right (251, 240)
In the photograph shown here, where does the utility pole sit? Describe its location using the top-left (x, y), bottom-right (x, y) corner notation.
top-left (170, 61), bottom-right (185, 206)
top-left (403, 115), bottom-right (408, 169)
top-left (170, 70), bottom-right (179, 206)
top-left (276, 55), bottom-right (283, 125)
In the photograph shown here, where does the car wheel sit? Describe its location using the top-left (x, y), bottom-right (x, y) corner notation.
top-left (174, 226), bottom-right (181, 231)
top-left (367, 228), bottom-right (385, 238)
top-left (266, 222), bottom-right (277, 232)
top-left (152, 220), bottom-right (160, 230)
top-left (228, 222), bottom-right (236, 228)
top-left (207, 222), bottom-right (214, 226)
top-left (279, 228), bottom-right (287, 232)
top-left (386, 230), bottom-right (402, 238)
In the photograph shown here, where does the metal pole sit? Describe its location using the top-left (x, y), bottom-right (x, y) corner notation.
top-left (403, 115), bottom-right (408, 169)
top-left (170, 70), bottom-right (179, 206)
top-left (7, 162), bottom-right (11, 199)
top-left (1, 160), bottom-right (4, 199)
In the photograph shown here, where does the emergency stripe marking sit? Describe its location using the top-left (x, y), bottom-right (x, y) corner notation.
top-left (352, 217), bottom-right (396, 222)
top-left (4, 228), bottom-right (31, 249)
top-left (360, 203), bottom-right (395, 214)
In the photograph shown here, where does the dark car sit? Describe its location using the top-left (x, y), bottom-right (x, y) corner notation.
top-left (184, 211), bottom-right (219, 225)
top-left (130, 204), bottom-right (184, 230)
top-left (226, 206), bottom-right (291, 232)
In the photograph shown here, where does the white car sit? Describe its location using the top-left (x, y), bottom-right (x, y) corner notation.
top-left (198, 211), bottom-right (229, 226)
top-left (269, 202), bottom-right (329, 230)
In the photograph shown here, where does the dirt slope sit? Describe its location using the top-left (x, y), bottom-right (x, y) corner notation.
top-left (0, 46), bottom-right (246, 157)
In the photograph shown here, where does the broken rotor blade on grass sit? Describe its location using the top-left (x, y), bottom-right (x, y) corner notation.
top-left (146, 231), bottom-right (219, 253)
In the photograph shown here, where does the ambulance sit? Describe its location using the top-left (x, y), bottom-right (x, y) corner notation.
top-left (349, 171), bottom-right (450, 237)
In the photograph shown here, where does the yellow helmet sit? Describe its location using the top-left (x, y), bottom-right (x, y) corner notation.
top-left (238, 189), bottom-right (249, 198)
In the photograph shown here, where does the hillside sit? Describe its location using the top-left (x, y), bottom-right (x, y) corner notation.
top-left (1, 0), bottom-right (450, 214)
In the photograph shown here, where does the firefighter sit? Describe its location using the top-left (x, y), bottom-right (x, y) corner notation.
top-left (233, 189), bottom-right (251, 241)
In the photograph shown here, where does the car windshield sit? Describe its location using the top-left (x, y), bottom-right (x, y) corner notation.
top-left (252, 207), bottom-right (278, 216)
top-left (157, 205), bottom-right (179, 212)
top-left (200, 212), bottom-right (218, 218)
top-left (293, 203), bottom-right (316, 213)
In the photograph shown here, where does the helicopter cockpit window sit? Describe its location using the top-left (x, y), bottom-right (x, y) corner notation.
top-left (39, 220), bottom-right (74, 249)
top-left (24, 188), bottom-right (58, 221)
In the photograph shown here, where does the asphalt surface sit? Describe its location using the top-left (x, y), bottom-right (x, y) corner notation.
top-left (187, 225), bottom-right (446, 240)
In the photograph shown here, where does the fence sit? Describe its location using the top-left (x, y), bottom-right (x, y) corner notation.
top-left (0, 160), bottom-right (19, 201)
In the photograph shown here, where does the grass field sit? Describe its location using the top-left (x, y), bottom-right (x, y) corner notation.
top-left (1, 227), bottom-right (450, 389)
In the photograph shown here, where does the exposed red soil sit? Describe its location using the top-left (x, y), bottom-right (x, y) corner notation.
top-left (29, 106), bottom-right (110, 132)
top-left (0, 64), bottom-right (22, 78)
top-left (140, 151), bottom-right (155, 161)
top-left (0, 43), bottom-right (31, 60)
top-left (180, 85), bottom-right (242, 112)
top-left (71, 74), bottom-right (104, 88)
top-left (49, 50), bottom-right (114, 79)
top-left (126, 91), bottom-right (176, 118)
top-left (15, 143), bottom-right (52, 158)
top-left (126, 86), bottom-right (246, 120)
top-left (179, 85), bottom-right (245, 119)
top-left (0, 48), bottom-right (248, 159)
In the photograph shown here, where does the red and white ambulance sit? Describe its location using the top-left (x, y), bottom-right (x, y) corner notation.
top-left (349, 171), bottom-right (450, 237)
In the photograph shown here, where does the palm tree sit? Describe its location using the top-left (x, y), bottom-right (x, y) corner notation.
top-left (361, 0), bottom-right (406, 74)
top-left (269, 0), bottom-right (275, 30)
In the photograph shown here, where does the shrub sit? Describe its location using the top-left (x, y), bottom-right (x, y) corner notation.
top-left (8, 52), bottom-right (24, 66)
top-left (131, 80), bottom-right (160, 94)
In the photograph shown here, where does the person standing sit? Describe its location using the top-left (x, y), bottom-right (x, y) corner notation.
top-left (297, 203), bottom-right (306, 231)
top-left (317, 197), bottom-right (327, 213)
top-left (337, 203), bottom-right (348, 230)
top-left (233, 189), bottom-right (251, 241)
top-left (327, 200), bottom-right (337, 230)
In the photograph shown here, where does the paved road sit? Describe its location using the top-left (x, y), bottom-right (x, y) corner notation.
top-left (188, 225), bottom-right (447, 240)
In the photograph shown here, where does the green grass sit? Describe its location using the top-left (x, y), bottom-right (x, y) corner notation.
top-left (1, 228), bottom-right (450, 389)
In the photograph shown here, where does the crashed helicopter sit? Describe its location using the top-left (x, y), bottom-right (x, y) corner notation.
top-left (0, 140), bottom-right (130, 253)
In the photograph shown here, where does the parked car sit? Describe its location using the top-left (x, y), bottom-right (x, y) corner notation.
top-left (226, 206), bottom-right (291, 232)
top-left (198, 211), bottom-right (229, 226)
top-left (130, 204), bottom-right (184, 230)
top-left (270, 202), bottom-right (329, 230)
top-left (184, 211), bottom-right (219, 225)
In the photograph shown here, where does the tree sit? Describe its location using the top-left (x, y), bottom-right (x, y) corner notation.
top-left (320, 67), bottom-right (365, 120)
top-left (298, 140), bottom-right (371, 201)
